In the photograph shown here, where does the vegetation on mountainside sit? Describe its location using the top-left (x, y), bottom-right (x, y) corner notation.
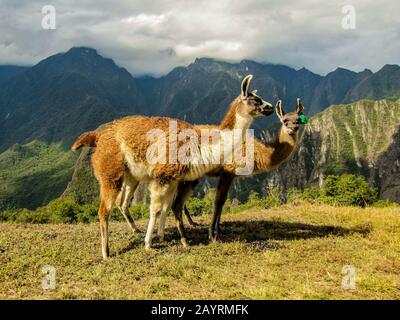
top-left (0, 141), bottom-right (77, 210)
top-left (269, 98), bottom-right (400, 204)
top-left (309, 99), bottom-right (400, 176)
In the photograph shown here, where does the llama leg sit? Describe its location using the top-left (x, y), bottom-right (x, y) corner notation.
top-left (157, 211), bottom-right (167, 242)
top-left (117, 178), bottom-right (141, 234)
top-left (145, 182), bottom-right (173, 250)
top-left (184, 205), bottom-right (199, 227)
top-left (145, 206), bottom-right (160, 250)
top-left (98, 184), bottom-right (116, 260)
top-left (209, 173), bottom-right (235, 242)
top-left (182, 180), bottom-right (200, 227)
top-left (157, 182), bottom-right (178, 242)
top-left (173, 204), bottom-right (188, 247)
top-left (171, 182), bottom-right (196, 246)
top-left (171, 180), bottom-right (199, 232)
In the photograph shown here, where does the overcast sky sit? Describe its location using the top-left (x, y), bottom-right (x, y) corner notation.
top-left (0, 0), bottom-right (399, 76)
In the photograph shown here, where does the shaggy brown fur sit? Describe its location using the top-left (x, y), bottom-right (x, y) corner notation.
top-left (71, 131), bottom-right (98, 151)
top-left (220, 99), bottom-right (242, 130)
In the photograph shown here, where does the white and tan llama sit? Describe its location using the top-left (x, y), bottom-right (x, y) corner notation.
top-left (171, 99), bottom-right (306, 242)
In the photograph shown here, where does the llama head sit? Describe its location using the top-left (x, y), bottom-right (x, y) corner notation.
top-left (276, 98), bottom-right (306, 135)
top-left (238, 75), bottom-right (273, 118)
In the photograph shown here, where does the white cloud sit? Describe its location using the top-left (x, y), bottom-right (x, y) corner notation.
top-left (0, 0), bottom-right (398, 76)
top-left (175, 40), bottom-right (242, 59)
top-left (123, 13), bottom-right (166, 26)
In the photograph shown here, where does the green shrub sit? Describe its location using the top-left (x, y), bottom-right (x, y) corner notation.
top-left (186, 197), bottom-right (210, 216)
top-left (372, 199), bottom-right (399, 208)
top-left (286, 188), bottom-right (302, 204)
top-left (15, 208), bottom-right (50, 223)
top-left (302, 187), bottom-right (321, 200)
top-left (237, 188), bottom-right (282, 211)
top-left (246, 190), bottom-right (264, 208)
top-left (129, 203), bottom-right (150, 219)
top-left (203, 188), bottom-right (216, 210)
top-left (264, 187), bottom-right (283, 208)
top-left (322, 174), bottom-right (378, 207)
top-left (42, 198), bottom-right (81, 223)
top-left (186, 188), bottom-right (216, 216)
top-left (300, 175), bottom-right (378, 207)
top-left (2, 199), bottom-right (97, 224)
top-left (0, 210), bottom-right (18, 222)
top-left (76, 203), bottom-right (98, 223)
top-left (223, 198), bottom-right (241, 214)
top-left (322, 175), bottom-right (339, 197)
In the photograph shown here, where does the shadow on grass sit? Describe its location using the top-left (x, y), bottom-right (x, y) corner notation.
top-left (166, 220), bottom-right (371, 246)
top-left (117, 219), bottom-right (371, 256)
top-left (114, 233), bottom-right (146, 257)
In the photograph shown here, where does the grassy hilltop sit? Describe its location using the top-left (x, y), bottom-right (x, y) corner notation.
top-left (0, 204), bottom-right (399, 300)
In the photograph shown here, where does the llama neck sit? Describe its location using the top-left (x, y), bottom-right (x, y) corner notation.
top-left (254, 126), bottom-right (298, 173)
top-left (173, 97), bottom-right (255, 180)
top-left (219, 98), bottom-right (253, 131)
top-left (277, 126), bottom-right (298, 148)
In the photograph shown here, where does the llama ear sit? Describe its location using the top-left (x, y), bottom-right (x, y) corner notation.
top-left (251, 89), bottom-right (258, 95)
top-left (276, 100), bottom-right (285, 122)
top-left (241, 75), bottom-right (253, 99)
top-left (296, 98), bottom-right (304, 114)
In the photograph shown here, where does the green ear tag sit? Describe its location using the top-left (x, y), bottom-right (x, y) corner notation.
top-left (299, 114), bottom-right (309, 124)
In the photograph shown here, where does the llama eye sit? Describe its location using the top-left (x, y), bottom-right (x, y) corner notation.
top-left (254, 98), bottom-right (262, 106)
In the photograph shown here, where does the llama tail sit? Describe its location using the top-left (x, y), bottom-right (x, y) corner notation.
top-left (71, 131), bottom-right (98, 151)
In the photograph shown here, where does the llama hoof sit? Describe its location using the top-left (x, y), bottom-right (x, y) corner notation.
top-left (180, 238), bottom-right (189, 248)
top-left (144, 247), bottom-right (157, 254)
top-left (133, 228), bottom-right (143, 234)
top-left (208, 235), bottom-right (219, 243)
top-left (154, 234), bottom-right (165, 242)
top-left (144, 243), bottom-right (155, 252)
top-left (189, 222), bottom-right (200, 227)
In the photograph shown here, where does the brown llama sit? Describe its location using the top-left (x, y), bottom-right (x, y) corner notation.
top-left (170, 99), bottom-right (305, 242)
top-left (71, 75), bottom-right (273, 259)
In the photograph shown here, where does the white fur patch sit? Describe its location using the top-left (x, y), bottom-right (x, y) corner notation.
top-left (120, 142), bottom-right (152, 181)
top-left (235, 113), bottom-right (252, 131)
top-left (183, 141), bottom-right (219, 180)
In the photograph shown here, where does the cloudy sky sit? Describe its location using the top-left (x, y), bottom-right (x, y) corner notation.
top-left (0, 0), bottom-right (399, 76)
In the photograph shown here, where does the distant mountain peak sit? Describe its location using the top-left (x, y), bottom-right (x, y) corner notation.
top-left (31, 45), bottom-right (128, 80)
top-left (297, 67), bottom-right (309, 72)
top-left (331, 67), bottom-right (355, 75)
top-left (63, 46), bottom-right (112, 65)
top-left (66, 46), bottom-right (99, 56)
top-left (358, 68), bottom-right (373, 75)
top-left (297, 67), bottom-right (319, 76)
top-left (240, 59), bottom-right (259, 65)
top-left (378, 64), bottom-right (400, 73)
top-left (193, 57), bottom-right (216, 65)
